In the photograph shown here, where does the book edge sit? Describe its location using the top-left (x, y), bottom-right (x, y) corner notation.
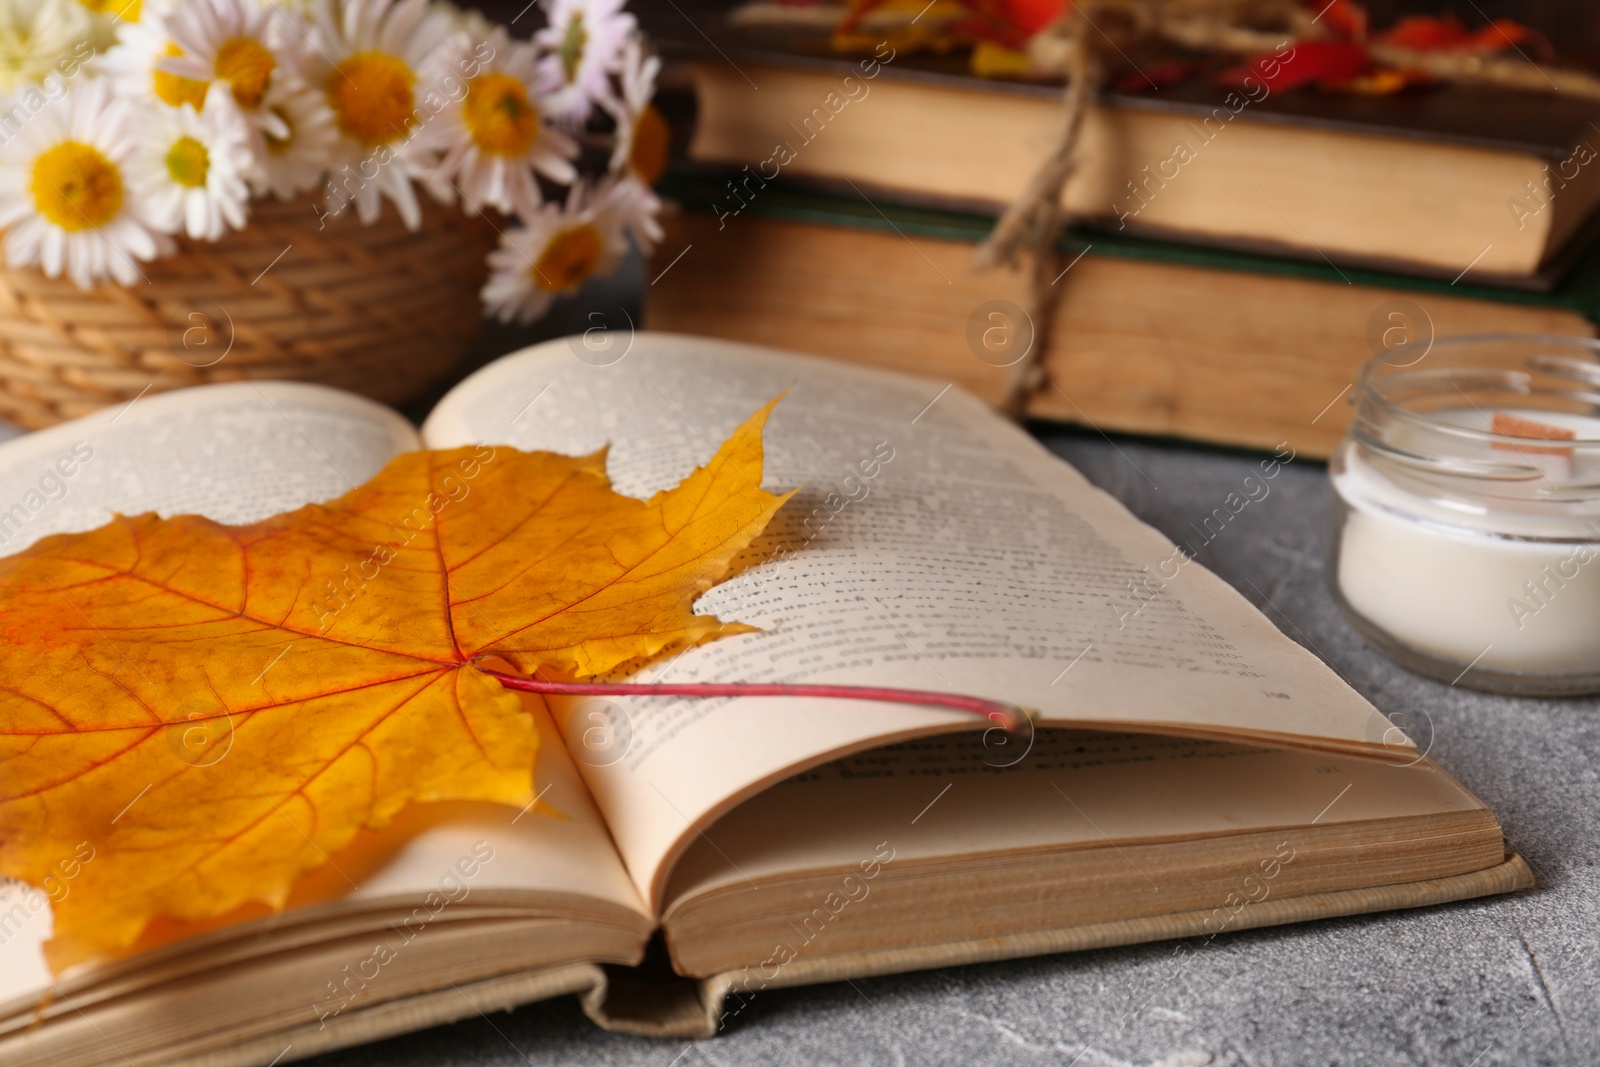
top-left (591, 854), bottom-right (1533, 1038)
top-left (160, 962), bottom-right (608, 1067)
top-left (120, 855), bottom-right (1536, 1058)
top-left (657, 29), bottom-right (1600, 161)
top-left (658, 167), bottom-right (1600, 305)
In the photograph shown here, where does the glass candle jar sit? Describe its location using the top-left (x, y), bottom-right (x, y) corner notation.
top-left (1329, 334), bottom-right (1600, 695)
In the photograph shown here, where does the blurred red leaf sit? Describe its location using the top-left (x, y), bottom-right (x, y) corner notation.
top-left (1467, 18), bottom-right (1553, 59)
top-left (1218, 40), bottom-right (1369, 92)
top-left (837, 0), bottom-right (1067, 46)
top-left (1313, 0), bottom-right (1369, 41)
top-left (1378, 14), bottom-right (1469, 49)
top-left (1376, 14), bottom-right (1550, 58)
top-left (949, 0), bottom-right (1070, 48)
top-left (995, 0), bottom-right (1069, 35)
top-left (1113, 59), bottom-right (1193, 93)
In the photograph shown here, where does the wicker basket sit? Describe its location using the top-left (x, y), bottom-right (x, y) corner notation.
top-left (0, 195), bottom-right (499, 429)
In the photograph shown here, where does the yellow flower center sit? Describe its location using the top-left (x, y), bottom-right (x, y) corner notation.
top-left (533, 224), bottom-right (602, 291)
top-left (629, 104), bottom-right (669, 186)
top-left (78, 0), bottom-right (141, 20)
top-left (462, 73), bottom-right (539, 156)
top-left (153, 42), bottom-right (209, 110)
top-left (558, 14), bottom-right (586, 84)
top-left (30, 142), bottom-right (123, 230)
top-left (166, 135), bottom-right (209, 188)
top-left (215, 37), bottom-right (274, 109)
top-left (328, 51), bottom-right (416, 146)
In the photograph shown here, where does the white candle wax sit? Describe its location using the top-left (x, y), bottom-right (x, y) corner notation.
top-left (1332, 408), bottom-right (1600, 677)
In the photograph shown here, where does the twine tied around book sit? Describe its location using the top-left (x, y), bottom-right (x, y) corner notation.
top-left (979, 0), bottom-right (1600, 418)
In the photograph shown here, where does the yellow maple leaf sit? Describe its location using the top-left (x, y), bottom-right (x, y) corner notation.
top-left (0, 400), bottom-right (790, 969)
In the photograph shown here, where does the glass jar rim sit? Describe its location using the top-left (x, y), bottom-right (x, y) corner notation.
top-left (1357, 332), bottom-right (1600, 451)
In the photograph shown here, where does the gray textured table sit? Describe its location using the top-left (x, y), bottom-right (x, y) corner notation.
top-left (309, 427), bottom-right (1598, 1067)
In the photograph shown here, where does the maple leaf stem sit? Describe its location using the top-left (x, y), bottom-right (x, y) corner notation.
top-left (479, 670), bottom-right (1037, 735)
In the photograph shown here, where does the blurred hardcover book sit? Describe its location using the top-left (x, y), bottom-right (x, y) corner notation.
top-left (646, 170), bottom-right (1599, 456)
top-left (647, 3), bottom-right (1600, 289)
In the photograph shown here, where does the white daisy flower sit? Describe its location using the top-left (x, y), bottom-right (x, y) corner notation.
top-left (412, 26), bottom-right (575, 219)
top-left (603, 172), bottom-right (659, 254)
top-left (533, 0), bottom-right (633, 125)
top-left (100, 10), bottom-right (211, 110)
top-left (0, 0), bottom-right (94, 94)
top-left (158, 0), bottom-right (297, 149)
top-left (74, 0), bottom-right (141, 52)
top-left (480, 181), bottom-right (626, 324)
top-left (251, 74), bottom-right (336, 199)
top-left (433, 1), bottom-right (490, 39)
top-left (306, 0), bottom-right (450, 228)
top-left (604, 33), bottom-right (664, 185)
top-left (127, 80), bottom-right (252, 239)
top-left (0, 80), bottom-right (170, 289)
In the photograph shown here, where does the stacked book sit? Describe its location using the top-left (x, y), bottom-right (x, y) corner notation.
top-left (642, 6), bottom-right (1600, 455)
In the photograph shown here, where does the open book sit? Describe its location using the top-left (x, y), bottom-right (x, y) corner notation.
top-left (0, 333), bottom-right (1530, 1066)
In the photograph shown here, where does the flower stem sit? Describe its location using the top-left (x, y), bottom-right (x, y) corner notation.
top-left (480, 670), bottom-right (1036, 734)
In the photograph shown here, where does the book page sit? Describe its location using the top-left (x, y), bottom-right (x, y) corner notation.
top-left (422, 333), bottom-right (1401, 911)
top-left (663, 729), bottom-right (1490, 909)
top-left (660, 729), bottom-right (1502, 979)
top-left (0, 381), bottom-right (420, 559)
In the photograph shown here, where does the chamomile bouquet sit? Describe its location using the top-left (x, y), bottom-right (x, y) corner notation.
top-left (0, 0), bottom-right (665, 322)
